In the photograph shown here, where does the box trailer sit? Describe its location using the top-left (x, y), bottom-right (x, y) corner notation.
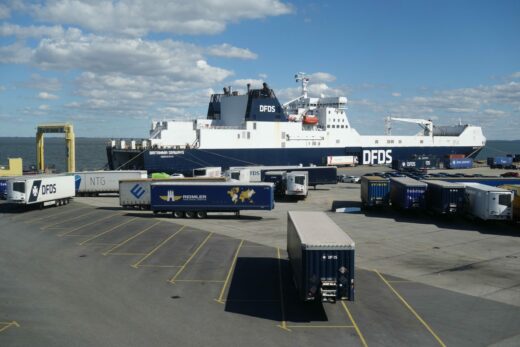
top-left (425, 180), bottom-right (465, 214)
top-left (224, 168), bottom-right (251, 182)
top-left (360, 176), bottom-right (390, 208)
top-left (6, 174), bottom-right (75, 207)
top-left (150, 182), bottom-right (274, 218)
top-left (464, 183), bottom-right (513, 221)
top-left (230, 165), bottom-right (337, 187)
top-left (0, 176), bottom-right (14, 199)
top-left (119, 177), bottom-right (227, 209)
top-left (326, 155), bottom-right (357, 167)
top-left (498, 185), bottom-right (520, 221)
top-left (390, 177), bottom-right (427, 209)
top-left (287, 211), bottom-right (355, 302)
top-left (74, 170), bottom-right (147, 196)
top-left (392, 158), bottom-right (440, 171)
top-left (487, 156), bottom-right (514, 168)
top-left (193, 167), bottom-right (222, 178)
top-left (445, 158), bottom-right (473, 169)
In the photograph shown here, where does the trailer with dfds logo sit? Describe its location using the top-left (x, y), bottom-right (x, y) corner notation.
top-left (6, 174), bottom-right (75, 208)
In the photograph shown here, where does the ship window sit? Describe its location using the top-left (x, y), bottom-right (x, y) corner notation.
top-left (282, 142), bottom-right (286, 148)
top-left (341, 125), bottom-right (344, 128)
top-left (420, 140), bottom-right (424, 144)
top-left (398, 140), bottom-right (402, 144)
top-left (253, 123), bottom-right (257, 130)
top-left (237, 134), bottom-right (240, 139)
top-left (336, 139), bottom-right (340, 144)
top-left (247, 132), bottom-right (250, 139)
top-left (375, 140), bottom-right (379, 144)
top-left (281, 132), bottom-right (286, 139)
top-left (327, 125), bottom-right (330, 128)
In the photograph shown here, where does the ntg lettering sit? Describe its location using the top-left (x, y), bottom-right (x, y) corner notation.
top-left (362, 149), bottom-right (392, 165)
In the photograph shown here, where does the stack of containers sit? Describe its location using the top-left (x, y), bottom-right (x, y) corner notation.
top-left (390, 177), bottom-right (427, 210)
top-left (360, 176), bottom-right (390, 208)
top-left (425, 180), bottom-right (465, 214)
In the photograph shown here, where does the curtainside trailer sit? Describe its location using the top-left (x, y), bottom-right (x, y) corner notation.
top-left (390, 177), bottom-right (427, 210)
top-left (6, 174), bottom-right (75, 208)
top-left (425, 180), bottom-right (465, 214)
top-left (287, 211), bottom-right (355, 302)
top-left (75, 170), bottom-right (147, 196)
top-left (360, 176), bottom-right (390, 208)
top-left (119, 177), bottom-right (227, 209)
top-left (464, 183), bottom-right (513, 221)
top-left (150, 181), bottom-right (274, 218)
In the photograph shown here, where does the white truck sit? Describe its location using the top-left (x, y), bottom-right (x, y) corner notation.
top-left (263, 171), bottom-right (308, 200)
top-left (464, 183), bottom-right (513, 221)
top-left (6, 174), bottom-right (75, 208)
top-left (192, 167), bottom-right (222, 178)
top-left (74, 170), bottom-right (147, 196)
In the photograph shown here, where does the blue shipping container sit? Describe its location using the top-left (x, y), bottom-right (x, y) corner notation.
top-left (150, 182), bottom-right (274, 213)
top-left (390, 177), bottom-right (427, 209)
top-left (426, 180), bottom-right (465, 214)
top-left (487, 157), bottom-right (513, 166)
top-left (446, 158), bottom-right (473, 169)
top-left (360, 176), bottom-right (390, 207)
top-left (0, 179), bottom-right (7, 199)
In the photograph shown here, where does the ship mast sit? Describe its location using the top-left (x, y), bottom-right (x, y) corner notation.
top-left (294, 72), bottom-right (310, 98)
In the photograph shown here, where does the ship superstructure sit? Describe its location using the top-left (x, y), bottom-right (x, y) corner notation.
top-left (106, 74), bottom-right (486, 174)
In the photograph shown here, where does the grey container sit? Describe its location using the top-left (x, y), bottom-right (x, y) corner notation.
top-left (287, 211), bottom-right (355, 302)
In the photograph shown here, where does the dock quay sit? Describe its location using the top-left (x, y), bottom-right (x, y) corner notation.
top-left (1, 166), bottom-right (519, 346)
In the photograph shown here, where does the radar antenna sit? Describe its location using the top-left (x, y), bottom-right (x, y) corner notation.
top-left (294, 72), bottom-right (310, 98)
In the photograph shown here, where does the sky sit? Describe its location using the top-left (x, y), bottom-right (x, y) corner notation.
top-left (0, 0), bottom-right (519, 139)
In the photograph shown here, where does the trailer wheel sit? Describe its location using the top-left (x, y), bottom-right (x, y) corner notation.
top-left (173, 211), bottom-right (184, 218)
top-left (195, 211), bottom-right (207, 219)
top-left (185, 211), bottom-right (195, 218)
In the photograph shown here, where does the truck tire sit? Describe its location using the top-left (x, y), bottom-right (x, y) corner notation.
top-left (185, 211), bottom-right (195, 218)
top-left (173, 211), bottom-right (184, 218)
top-left (195, 211), bottom-right (207, 219)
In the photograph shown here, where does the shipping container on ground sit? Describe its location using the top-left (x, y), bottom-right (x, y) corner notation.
top-left (445, 158), bottom-right (473, 169)
top-left (360, 176), bottom-right (390, 208)
top-left (425, 180), bottom-right (465, 214)
top-left (287, 211), bottom-right (355, 302)
top-left (119, 177), bottom-right (227, 209)
top-left (6, 174), bottom-right (75, 208)
top-left (463, 183), bottom-right (513, 221)
top-left (390, 177), bottom-right (427, 210)
top-left (150, 181), bottom-right (274, 218)
top-left (74, 170), bottom-right (147, 196)
top-left (487, 156), bottom-right (514, 168)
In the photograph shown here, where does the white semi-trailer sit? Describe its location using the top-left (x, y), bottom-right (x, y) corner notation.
top-left (74, 170), bottom-right (147, 196)
top-left (6, 174), bottom-right (75, 208)
top-left (464, 183), bottom-right (513, 221)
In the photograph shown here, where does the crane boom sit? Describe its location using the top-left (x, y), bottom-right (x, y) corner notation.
top-left (385, 117), bottom-right (433, 136)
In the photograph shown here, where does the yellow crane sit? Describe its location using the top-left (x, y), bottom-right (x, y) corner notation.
top-left (36, 123), bottom-right (75, 173)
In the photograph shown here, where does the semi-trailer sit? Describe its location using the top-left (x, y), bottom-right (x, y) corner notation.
top-left (287, 211), bottom-right (355, 302)
top-left (192, 167), bottom-right (222, 178)
top-left (224, 168), bottom-right (251, 182)
top-left (424, 180), bottom-right (465, 214)
top-left (445, 158), bottom-right (473, 169)
top-left (424, 177), bottom-right (520, 187)
top-left (392, 158), bottom-right (440, 171)
top-left (390, 177), bottom-right (427, 210)
top-left (74, 170), bottom-right (147, 196)
top-left (6, 174), bottom-right (75, 208)
top-left (229, 165), bottom-right (337, 187)
top-left (0, 176), bottom-right (14, 199)
top-left (119, 177), bottom-right (227, 209)
top-left (360, 176), bottom-right (390, 208)
top-left (150, 181), bottom-right (274, 218)
top-left (487, 156), bottom-right (514, 169)
top-left (326, 155), bottom-right (358, 167)
top-left (463, 183), bottom-right (513, 221)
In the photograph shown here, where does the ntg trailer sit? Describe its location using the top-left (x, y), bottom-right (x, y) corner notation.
top-left (360, 176), bottom-right (390, 208)
top-left (75, 170), bottom-right (147, 196)
top-left (6, 174), bottom-right (75, 208)
top-left (150, 182), bottom-right (274, 218)
top-left (425, 180), bottom-right (465, 214)
top-left (287, 211), bottom-right (355, 302)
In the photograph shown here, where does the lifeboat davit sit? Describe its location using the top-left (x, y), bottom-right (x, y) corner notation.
top-left (302, 115), bottom-right (318, 125)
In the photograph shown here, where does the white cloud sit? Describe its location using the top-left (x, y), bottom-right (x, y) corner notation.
top-left (483, 108), bottom-right (506, 116)
top-left (0, 42), bottom-right (33, 64)
top-left (391, 92), bottom-right (401, 97)
top-left (38, 104), bottom-right (50, 110)
top-left (309, 72), bottom-right (336, 83)
top-left (0, 23), bottom-right (66, 38)
top-left (207, 44), bottom-right (257, 59)
top-left (230, 79), bottom-right (265, 91)
top-left (0, 4), bottom-right (10, 19)
top-left (511, 72), bottom-right (520, 79)
top-left (38, 91), bottom-right (59, 100)
top-left (22, 74), bottom-right (62, 92)
top-left (30, 0), bottom-right (292, 36)
top-left (0, 85), bottom-right (5, 92)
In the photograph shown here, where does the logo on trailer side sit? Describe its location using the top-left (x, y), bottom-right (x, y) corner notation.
top-left (130, 184), bottom-right (145, 199)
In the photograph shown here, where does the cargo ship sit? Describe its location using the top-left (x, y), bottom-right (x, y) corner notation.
top-left (106, 73), bottom-right (486, 175)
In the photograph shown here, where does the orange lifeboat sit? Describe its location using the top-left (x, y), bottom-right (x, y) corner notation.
top-left (302, 115), bottom-right (318, 125)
